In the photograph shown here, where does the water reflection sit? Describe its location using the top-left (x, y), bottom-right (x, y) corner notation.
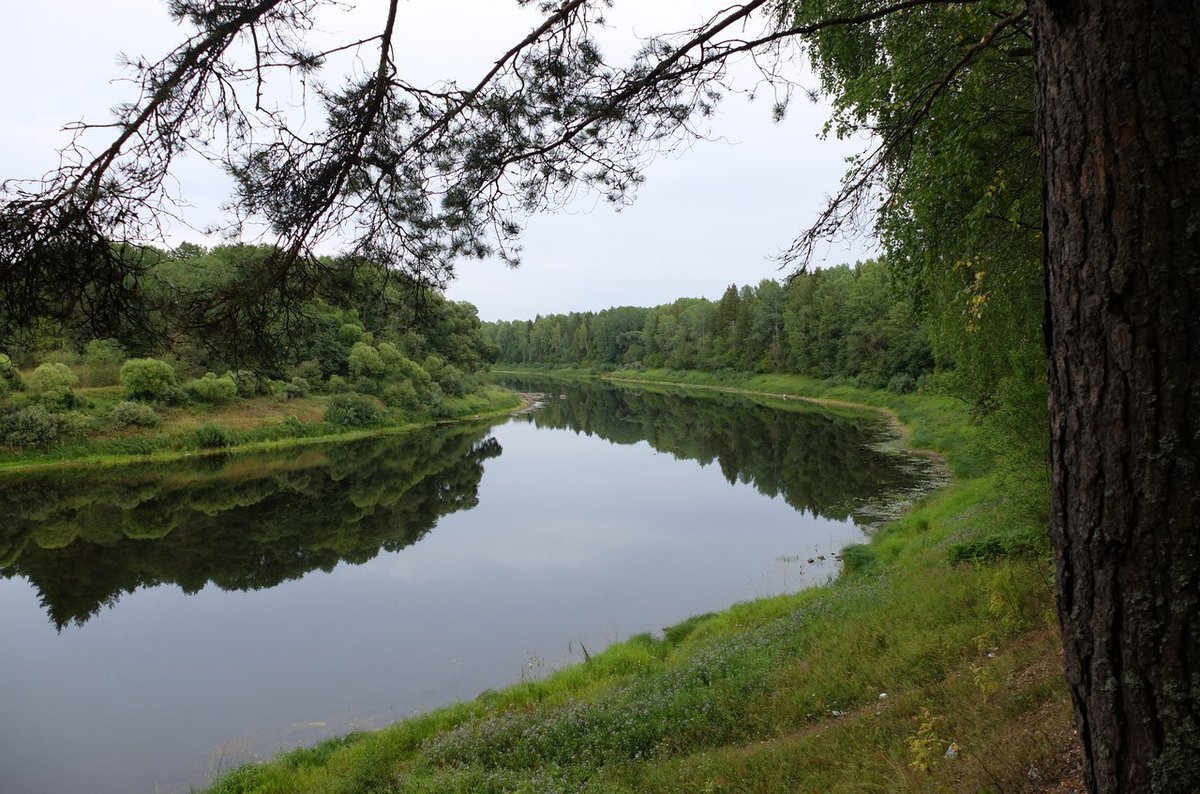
top-left (503, 376), bottom-right (924, 521)
top-left (2, 381), bottom-right (930, 636)
top-left (1, 425), bottom-right (501, 629)
top-left (0, 380), bottom-right (936, 794)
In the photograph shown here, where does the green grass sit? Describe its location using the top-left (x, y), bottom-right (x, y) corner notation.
top-left (201, 368), bottom-right (1071, 793)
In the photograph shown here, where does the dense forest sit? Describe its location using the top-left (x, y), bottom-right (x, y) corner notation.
top-left (485, 261), bottom-right (932, 392)
top-left (484, 253), bottom-right (1045, 476)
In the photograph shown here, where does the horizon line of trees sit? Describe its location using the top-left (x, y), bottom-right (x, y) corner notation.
top-left (483, 260), bottom-right (934, 394)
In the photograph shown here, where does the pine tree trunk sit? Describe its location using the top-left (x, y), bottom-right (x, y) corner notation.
top-left (1031, 0), bottom-right (1200, 790)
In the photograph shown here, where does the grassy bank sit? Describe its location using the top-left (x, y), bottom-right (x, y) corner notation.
top-left (204, 368), bottom-right (1074, 793)
top-left (0, 385), bottom-right (522, 473)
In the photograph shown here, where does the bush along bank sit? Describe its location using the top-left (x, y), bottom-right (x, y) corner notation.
top-left (0, 325), bottom-right (519, 471)
top-left (0, 381), bottom-right (522, 473)
top-left (0, 243), bottom-right (508, 471)
top-left (203, 368), bottom-right (1074, 794)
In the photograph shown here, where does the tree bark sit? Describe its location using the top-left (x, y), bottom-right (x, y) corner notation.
top-left (1032, 0), bottom-right (1200, 790)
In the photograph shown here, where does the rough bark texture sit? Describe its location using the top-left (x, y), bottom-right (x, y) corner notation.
top-left (1032, 0), bottom-right (1200, 790)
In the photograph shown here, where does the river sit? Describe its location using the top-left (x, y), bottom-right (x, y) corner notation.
top-left (0, 378), bottom-right (936, 793)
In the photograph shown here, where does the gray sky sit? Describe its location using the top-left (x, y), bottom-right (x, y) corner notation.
top-left (0, 1), bottom-right (873, 321)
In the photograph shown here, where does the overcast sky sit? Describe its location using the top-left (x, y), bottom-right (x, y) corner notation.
top-left (0, 1), bottom-right (874, 321)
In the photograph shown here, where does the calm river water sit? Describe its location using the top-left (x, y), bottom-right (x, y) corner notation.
top-left (0, 379), bottom-right (934, 793)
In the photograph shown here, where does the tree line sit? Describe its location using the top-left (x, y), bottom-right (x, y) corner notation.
top-left (484, 260), bottom-right (934, 393)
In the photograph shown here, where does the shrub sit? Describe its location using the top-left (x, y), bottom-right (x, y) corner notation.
top-left (422, 354), bottom-right (446, 378)
top-left (348, 342), bottom-right (385, 380)
top-left (28, 363), bottom-right (79, 407)
top-left (226, 369), bottom-right (268, 398)
top-left (337, 323), bottom-right (367, 346)
top-left (0, 353), bottom-right (24, 392)
top-left (184, 373), bottom-right (239, 404)
top-left (326, 374), bottom-right (350, 394)
top-left (392, 356), bottom-right (434, 394)
top-left (381, 379), bottom-right (420, 410)
top-left (325, 393), bottom-right (385, 427)
top-left (376, 341), bottom-right (403, 369)
top-left (0, 405), bottom-right (90, 449)
top-left (56, 411), bottom-right (92, 438)
top-left (111, 401), bottom-right (161, 429)
top-left (84, 338), bottom-right (126, 366)
top-left (82, 338), bottom-right (126, 386)
top-left (43, 348), bottom-right (80, 367)
top-left (0, 405), bottom-right (59, 448)
top-left (121, 358), bottom-right (177, 401)
top-left (435, 363), bottom-right (471, 397)
top-left (293, 359), bottom-right (324, 386)
top-left (425, 391), bottom-right (454, 419)
top-left (194, 422), bottom-right (234, 449)
top-left (887, 373), bottom-right (917, 394)
top-left (283, 377), bottom-right (310, 399)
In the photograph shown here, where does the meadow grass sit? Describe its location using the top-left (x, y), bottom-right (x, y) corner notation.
top-left (202, 368), bottom-right (1071, 793)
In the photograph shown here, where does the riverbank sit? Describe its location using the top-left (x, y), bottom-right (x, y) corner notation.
top-left (0, 385), bottom-right (524, 474)
top-left (205, 369), bottom-right (1077, 793)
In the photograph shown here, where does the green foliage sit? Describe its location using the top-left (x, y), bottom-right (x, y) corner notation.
top-left (194, 422), bottom-right (235, 449)
top-left (42, 348), bottom-right (80, 367)
top-left (0, 353), bottom-right (22, 393)
top-left (839, 543), bottom-right (878, 575)
top-left (283, 377), bottom-right (310, 399)
top-left (1, 244), bottom-right (495, 408)
top-left (800, 0), bottom-right (1045, 467)
top-left (1, 405), bottom-right (61, 448)
top-left (121, 358), bottom-right (177, 401)
top-left (376, 341), bottom-right (404, 369)
top-left (948, 526), bottom-right (1049, 564)
top-left (436, 363), bottom-right (471, 397)
top-left (293, 359), bottom-right (324, 387)
top-left (110, 401), bottom-right (162, 429)
top-left (0, 405), bottom-right (90, 449)
top-left (338, 322), bottom-right (367, 346)
top-left (82, 338), bottom-right (127, 386)
top-left (380, 379), bottom-right (420, 410)
top-left (325, 393), bottom-right (386, 427)
top-left (348, 341), bottom-right (385, 380)
top-left (662, 612), bottom-right (717, 645)
top-left (887, 373), bottom-right (917, 394)
top-left (27, 362), bottom-right (79, 407)
top-left (184, 373), bottom-right (239, 404)
top-left (226, 369), bottom-right (267, 398)
top-left (83, 339), bottom-right (124, 364)
top-left (326, 374), bottom-right (350, 393)
top-left (484, 262), bottom-right (933, 389)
